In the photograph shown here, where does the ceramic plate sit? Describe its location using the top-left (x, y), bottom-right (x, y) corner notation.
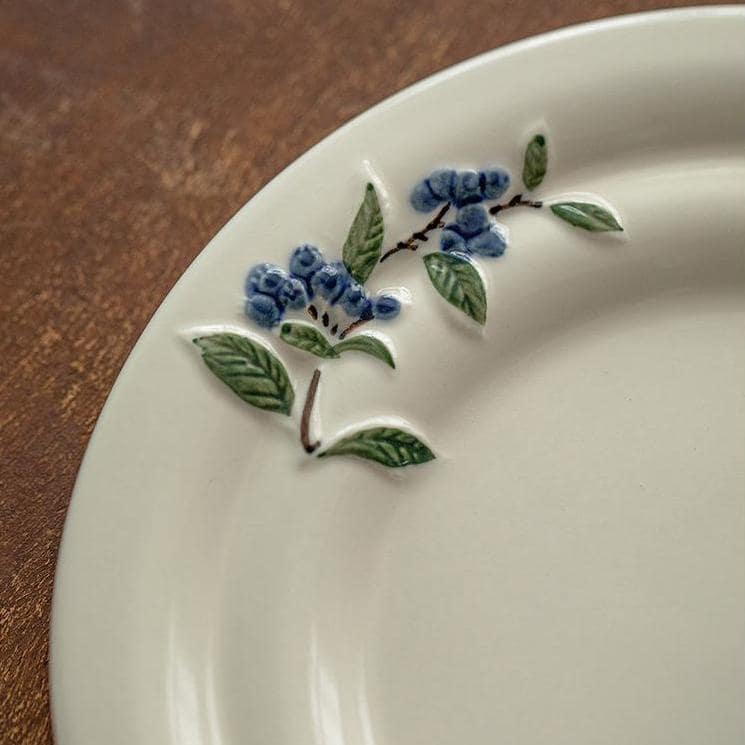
top-left (51, 8), bottom-right (745, 745)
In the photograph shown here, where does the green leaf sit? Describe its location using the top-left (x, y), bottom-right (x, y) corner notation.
top-left (522, 134), bottom-right (547, 191)
top-left (319, 426), bottom-right (434, 467)
top-left (423, 252), bottom-right (487, 325)
top-left (342, 182), bottom-right (384, 284)
top-left (193, 333), bottom-right (294, 415)
top-left (280, 322), bottom-right (339, 359)
top-left (550, 202), bottom-right (623, 232)
top-left (333, 334), bottom-right (395, 369)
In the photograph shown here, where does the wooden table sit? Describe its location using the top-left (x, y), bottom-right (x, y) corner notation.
top-left (0, 1), bottom-right (719, 741)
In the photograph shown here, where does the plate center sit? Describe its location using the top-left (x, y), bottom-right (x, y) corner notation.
top-left (354, 294), bottom-right (745, 745)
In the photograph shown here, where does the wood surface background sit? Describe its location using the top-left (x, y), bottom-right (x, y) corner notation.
top-left (0, 1), bottom-right (723, 741)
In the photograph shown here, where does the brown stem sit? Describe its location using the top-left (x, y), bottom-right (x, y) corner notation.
top-left (337, 316), bottom-right (371, 340)
top-left (489, 193), bottom-right (543, 215)
top-left (300, 368), bottom-right (321, 454)
top-left (379, 202), bottom-right (451, 263)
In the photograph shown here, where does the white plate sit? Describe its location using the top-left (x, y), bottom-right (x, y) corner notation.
top-left (51, 8), bottom-right (745, 745)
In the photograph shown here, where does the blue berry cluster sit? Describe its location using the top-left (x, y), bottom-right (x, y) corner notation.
top-left (440, 204), bottom-right (507, 257)
top-left (411, 168), bottom-right (510, 211)
top-left (245, 245), bottom-right (401, 328)
top-left (410, 168), bottom-right (511, 258)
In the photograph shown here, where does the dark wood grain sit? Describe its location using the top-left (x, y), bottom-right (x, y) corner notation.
top-left (0, 1), bottom-right (722, 741)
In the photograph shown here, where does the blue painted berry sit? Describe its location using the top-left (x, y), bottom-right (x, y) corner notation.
top-left (410, 181), bottom-right (440, 213)
top-left (245, 293), bottom-right (283, 328)
top-left (467, 226), bottom-right (507, 257)
top-left (310, 262), bottom-right (351, 304)
top-left (410, 169), bottom-right (456, 212)
top-left (340, 282), bottom-right (369, 317)
top-left (246, 263), bottom-right (288, 298)
top-left (359, 298), bottom-right (374, 320)
top-left (246, 263), bottom-right (273, 295)
top-left (480, 168), bottom-right (510, 200)
top-left (289, 244), bottom-right (325, 279)
top-left (277, 276), bottom-right (308, 310)
top-left (440, 228), bottom-right (466, 253)
top-left (427, 169), bottom-right (457, 200)
top-left (454, 170), bottom-right (481, 207)
top-left (455, 204), bottom-right (490, 238)
top-left (373, 294), bottom-right (401, 320)
top-left (411, 166), bottom-right (512, 212)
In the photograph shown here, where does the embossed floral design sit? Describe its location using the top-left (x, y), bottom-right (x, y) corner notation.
top-left (191, 132), bottom-right (623, 468)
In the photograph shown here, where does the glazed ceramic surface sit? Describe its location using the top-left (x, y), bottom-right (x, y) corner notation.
top-left (52, 8), bottom-right (745, 745)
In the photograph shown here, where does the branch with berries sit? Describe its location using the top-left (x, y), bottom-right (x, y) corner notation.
top-left (191, 132), bottom-right (622, 468)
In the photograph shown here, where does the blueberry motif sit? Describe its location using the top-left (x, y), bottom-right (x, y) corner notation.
top-left (410, 169), bottom-right (456, 213)
top-left (373, 295), bottom-right (401, 320)
top-left (246, 263), bottom-right (275, 295)
top-left (359, 299), bottom-right (375, 320)
top-left (245, 292), bottom-right (283, 328)
top-left (440, 228), bottom-right (466, 254)
top-left (480, 168), bottom-right (510, 200)
top-left (246, 263), bottom-right (288, 298)
top-left (467, 226), bottom-right (507, 257)
top-left (310, 262), bottom-right (351, 304)
top-left (410, 181), bottom-right (441, 213)
top-left (278, 276), bottom-right (309, 310)
top-left (454, 170), bottom-right (481, 207)
top-left (242, 163), bottom-right (510, 335)
top-left (245, 243), bottom-right (403, 331)
top-left (340, 282), bottom-right (369, 318)
top-left (289, 244), bottom-right (325, 279)
top-left (410, 167), bottom-right (512, 213)
top-left (455, 204), bottom-right (489, 238)
top-left (440, 204), bottom-right (508, 257)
